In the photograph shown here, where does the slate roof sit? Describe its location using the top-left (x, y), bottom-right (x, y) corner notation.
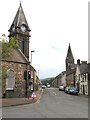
top-left (2, 47), bottom-right (29, 64)
top-left (80, 63), bottom-right (88, 74)
top-left (9, 3), bottom-right (30, 31)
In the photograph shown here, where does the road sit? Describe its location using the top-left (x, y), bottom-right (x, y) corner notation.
top-left (2, 88), bottom-right (88, 118)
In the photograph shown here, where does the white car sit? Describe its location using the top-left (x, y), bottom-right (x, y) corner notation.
top-left (42, 85), bottom-right (46, 89)
top-left (47, 84), bottom-right (50, 88)
top-left (59, 85), bottom-right (65, 91)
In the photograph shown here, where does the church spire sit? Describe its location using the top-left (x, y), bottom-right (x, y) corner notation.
top-left (65, 43), bottom-right (75, 73)
top-left (66, 43), bottom-right (74, 59)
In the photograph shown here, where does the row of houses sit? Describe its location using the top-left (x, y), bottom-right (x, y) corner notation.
top-left (51, 44), bottom-right (89, 96)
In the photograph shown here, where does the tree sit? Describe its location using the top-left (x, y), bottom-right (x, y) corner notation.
top-left (0, 34), bottom-right (18, 79)
top-left (0, 34), bottom-right (18, 60)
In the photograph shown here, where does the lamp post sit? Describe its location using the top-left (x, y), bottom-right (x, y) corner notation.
top-left (31, 50), bottom-right (35, 92)
top-left (31, 51), bottom-right (35, 63)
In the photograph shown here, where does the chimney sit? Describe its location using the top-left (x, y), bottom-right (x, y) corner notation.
top-left (77, 59), bottom-right (80, 65)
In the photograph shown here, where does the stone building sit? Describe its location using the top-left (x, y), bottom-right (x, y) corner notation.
top-left (1, 3), bottom-right (37, 98)
top-left (1, 48), bottom-right (30, 98)
top-left (65, 43), bottom-right (76, 87)
top-left (60, 71), bottom-right (66, 87)
top-left (52, 71), bottom-right (66, 88)
top-left (66, 68), bottom-right (76, 87)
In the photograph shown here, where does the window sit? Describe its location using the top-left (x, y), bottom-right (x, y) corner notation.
top-left (79, 74), bottom-right (80, 81)
top-left (88, 73), bottom-right (90, 81)
top-left (86, 73), bottom-right (88, 81)
top-left (81, 85), bottom-right (82, 92)
top-left (6, 70), bottom-right (15, 90)
top-left (22, 38), bottom-right (26, 55)
top-left (85, 85), bottom-right (87, 93)
top-left (84, 74), bottom-right (86, 82)
top-left (20, 38), bottom-right (25, 54)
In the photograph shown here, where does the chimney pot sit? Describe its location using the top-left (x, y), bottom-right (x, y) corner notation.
top-left (77, 59), bottom-right (80, 65)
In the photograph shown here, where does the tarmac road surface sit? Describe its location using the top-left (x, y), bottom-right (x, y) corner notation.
top-left (2, 87), bottom-right (88, 118)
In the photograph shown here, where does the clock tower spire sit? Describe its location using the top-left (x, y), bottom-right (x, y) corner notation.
top-left (8, 3), bottom-right (31, 60)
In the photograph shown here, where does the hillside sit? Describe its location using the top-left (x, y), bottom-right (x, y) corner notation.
top-left (40, 77), bottom-right (55, 85)
top-left (40, 77), bottom-right (52, 81)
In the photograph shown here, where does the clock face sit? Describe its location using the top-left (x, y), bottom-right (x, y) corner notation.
top-left (21, 25), bottom-right (26, 32)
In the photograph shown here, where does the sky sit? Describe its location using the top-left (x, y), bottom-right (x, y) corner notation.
top-left (0, 0), bottom-right (88, 79)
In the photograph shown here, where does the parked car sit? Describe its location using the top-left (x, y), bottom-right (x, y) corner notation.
top-left (59, 85), bottom-right (65, 91)
top-left (65, 87), bottom-right (70, 93)
top-left (42, 85), bottom-right (46, 89)
top-left (47, 84), bottom-right (50, 88)
top-left (68, 87), bottom-right (78, 95)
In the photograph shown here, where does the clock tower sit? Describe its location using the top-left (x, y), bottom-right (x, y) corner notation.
top-left (8, 3), bottom-right (31, 60)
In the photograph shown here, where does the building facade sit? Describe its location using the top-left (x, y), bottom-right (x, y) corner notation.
top-left (1, 48), bottom-right (30, 98)
top-left (52, 71), bottom-right (66, 88)
top-left (65, 43), bottom-right (76, 87)
top-left (1, 3), bottom-right (38, 98)
top-left (75, 60), bottom-right (88, 95)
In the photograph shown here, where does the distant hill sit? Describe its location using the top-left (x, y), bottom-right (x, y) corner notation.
top-left (40, 77), bottom-right (52, 81)
top-left (40, 77), bottom-right (55, 85)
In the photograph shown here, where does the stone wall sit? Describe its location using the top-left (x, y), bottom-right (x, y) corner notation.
top-left (2, 61), bottom-right (27, 98)
top-left (66, 71), bottom-right (75, 87)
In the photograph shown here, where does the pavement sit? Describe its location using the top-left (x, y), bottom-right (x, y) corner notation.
top-left (78, 93), bottom-right (88, 98)
top-left (1, 88), bottom-right (43, 107)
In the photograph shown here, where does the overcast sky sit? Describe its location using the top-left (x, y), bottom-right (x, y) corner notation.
top-left (0, 0), bottom-right (88, 79)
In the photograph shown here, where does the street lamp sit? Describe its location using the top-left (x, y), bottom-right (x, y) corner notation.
top-left (31, 51), bottom-right (35, 64)
top-left (31, 50), bottom-right (35, 92)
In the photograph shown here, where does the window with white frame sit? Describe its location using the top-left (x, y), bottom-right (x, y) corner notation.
top-left (6, 70), bottom-right (15, 90)
top-left (86, 73), bottom-right (88, 82)
top-left (82, 74), bottom-right (84, 81)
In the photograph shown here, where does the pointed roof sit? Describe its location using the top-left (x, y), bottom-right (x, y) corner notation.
top-left (66, 43), bottom-right (74, 59)
top-left (9, 3), bottom-right (30, 31)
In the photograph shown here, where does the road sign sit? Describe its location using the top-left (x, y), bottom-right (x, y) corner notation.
top-left (29, 92), bottom-right (37, 100)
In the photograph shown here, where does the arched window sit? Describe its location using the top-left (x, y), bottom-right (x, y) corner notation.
top-left (6, 70), bottom-right (15, 90)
